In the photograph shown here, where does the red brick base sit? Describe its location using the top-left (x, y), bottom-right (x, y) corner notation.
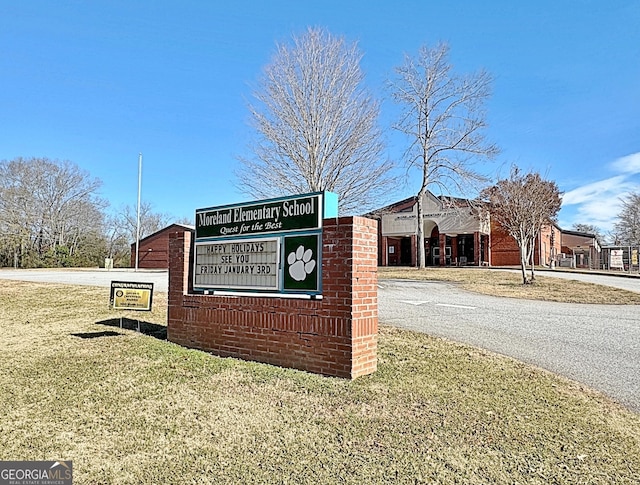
top-left (167, 216), bottom-right (378, 378)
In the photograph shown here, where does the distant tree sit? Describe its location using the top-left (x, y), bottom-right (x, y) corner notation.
top-left (236, 27), bottom-right (395, 214)
top-left (174, 216), bottom-right (194, 226)
top-left (117, 202), bottom-right (171, 243)
top-left (572, 223), bottom-right (605, 242)
top-left (111, 202), bottom-right (172, 267)
top-left (389, 42), bottom-right (499, 268)
top-left (482, 167), bottom-right (562, 284)
top-left (0, 157), bottom-right (105, 267)
top-left (613, 192), bottom-right (640, 245)
top-left (102, 214), bottom-right (131, 267)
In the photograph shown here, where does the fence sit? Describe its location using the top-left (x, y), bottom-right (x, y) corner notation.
top-left (599, 246), bottom-right (640, 273)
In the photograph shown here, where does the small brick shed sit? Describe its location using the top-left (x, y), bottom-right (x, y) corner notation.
top-left (131, 223), bottom-right (194, 269)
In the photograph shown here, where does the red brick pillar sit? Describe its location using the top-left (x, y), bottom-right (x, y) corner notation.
top-left (167, 230), bottom-right (192, 344)
top-left (482, 235), bottom-right (489, 265)
top-left (474, 231), bottom-right (480, 266)
top-left (322, 217), bottom-right (378, 377)
top-left (439, 234), bottom-right (446, 267)
top-left (411, 234), bottom-right (417, 267)
top-left (380, 235), bottom-right (388, 267)
top-left (451, 236), bottom-right (458, 264)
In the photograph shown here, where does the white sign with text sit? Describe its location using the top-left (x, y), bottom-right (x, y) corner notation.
top-left (610, 249), bottom-right (624, 269)
top-left (194, 238), bottom-right (280, 290)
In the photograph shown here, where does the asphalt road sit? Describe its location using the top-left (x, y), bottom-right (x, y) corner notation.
top-left (1, 267), bottom-right (638, 411)
top-left (0, 268), bottom-right (170, 292)
top-left (378, 279), bottom-right (640, 412)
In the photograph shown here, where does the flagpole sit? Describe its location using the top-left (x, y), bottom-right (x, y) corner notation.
top-left (135, 152), bottom-right (142, 272)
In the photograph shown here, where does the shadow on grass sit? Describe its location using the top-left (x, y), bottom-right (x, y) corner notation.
top-left (94, 317), bottom-right (167, 340)
top-left (72, 330), bottom-right (123, 339)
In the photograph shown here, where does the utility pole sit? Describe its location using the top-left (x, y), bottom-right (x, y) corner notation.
top-left (135, 153), bottom-right (142, 271)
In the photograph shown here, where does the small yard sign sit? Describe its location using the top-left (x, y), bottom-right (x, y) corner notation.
top-left (610, 249), bottom-right (624, 270)
top-left (110, 281), bottom-right (154, 311)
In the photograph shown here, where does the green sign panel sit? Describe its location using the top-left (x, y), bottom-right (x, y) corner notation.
top-left (283, 234), bottom-right (320, 292)
top-left (196, 193), bottom-right (322, 239)
top-left (194, 192), bottom-right (336, 295)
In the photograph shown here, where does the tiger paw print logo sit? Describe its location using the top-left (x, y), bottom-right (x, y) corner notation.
top-left (287, 245), bottom-right (316, 281)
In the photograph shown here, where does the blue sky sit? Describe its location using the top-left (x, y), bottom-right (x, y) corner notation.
top-left (1, 1), bottom-right (638, 233)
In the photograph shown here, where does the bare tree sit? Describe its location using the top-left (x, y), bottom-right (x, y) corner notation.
top-left (482, 167), bottom-right (562, 284)
top-left (0, 158), bottom-right (182, 268)
top-left (106, 203), bottom-right (172, 267)
top-left (389, 42), bottom-right (499, 268)
top-left (0, 157), bottom-right (105, 267)
top-left (114, 202), bottom-right (172, 244)
top-left (101, 213), bottom-right (130, 265)
top-left (613, 192), bottom-right (640, 245)
top-left (236, 27), bottom-right (395, 214)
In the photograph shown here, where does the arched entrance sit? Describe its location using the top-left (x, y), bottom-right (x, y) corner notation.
top-left (423, 221), bottom-right (440, 266)
top-left (376, 193), bottom-right (492, 267)
top-left (423, 222), bottom-right (479, 266)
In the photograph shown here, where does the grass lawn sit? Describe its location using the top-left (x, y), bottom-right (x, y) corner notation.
top-left (379, 266), bottom-right (640, 304)
top-left (0, 280), bottom-right (639, 484)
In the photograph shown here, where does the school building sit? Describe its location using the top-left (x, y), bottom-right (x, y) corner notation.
top-left (369, 192), bottom-right (599, 268)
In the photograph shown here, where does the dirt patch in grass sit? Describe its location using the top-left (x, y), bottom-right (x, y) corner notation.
top-left (379, 267), bottom-right (640, 304)
top-left (1, 280), bottom-right (639, 484)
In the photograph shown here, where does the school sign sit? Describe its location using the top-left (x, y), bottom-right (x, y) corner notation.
top-left (194, 192), bottom-right (338, 295)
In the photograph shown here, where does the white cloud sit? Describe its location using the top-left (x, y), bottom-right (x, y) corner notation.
top-left (559, 152), bottom-right (640, 232)
top-left (565, 198), bottom-right (624, 231)
top-left (561, 175), bottom-right (628, 205)
top-left (610, 152), bottom-right (640, 174)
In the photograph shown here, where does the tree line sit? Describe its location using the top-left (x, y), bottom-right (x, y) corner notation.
top-left (612, 193), bottom-right (640, 246)
top-left (0, 157), bottom-right (177, 268)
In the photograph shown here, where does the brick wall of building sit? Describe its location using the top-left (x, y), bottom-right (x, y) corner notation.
top-left (490, 221), bottom-right (561, 267)
top-left (489, 221), bottom-right (522, 266)
top-left (131, 232), bottom-right (169, 268)
top-left (131, 224), bottom-right (194, 269)
top-left (167, 216), bottom-right (378, 379)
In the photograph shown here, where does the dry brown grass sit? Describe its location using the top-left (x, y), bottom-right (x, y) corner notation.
top-left (1, 280), bottom-right (639, 484)
top-left (378, 267), bottom-right (640, 304)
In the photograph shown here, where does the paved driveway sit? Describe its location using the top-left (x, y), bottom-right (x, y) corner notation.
top-left (378, 279), bottom-right (640, 412)
top-left (0, 268), bottom-right (169, 292)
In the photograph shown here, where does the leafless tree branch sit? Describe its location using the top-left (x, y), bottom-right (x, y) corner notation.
top-left (481, 166), bottom-right (562, 283)
top-left (236, 27), bottom-right (396, 214)
top-left (388, 42), bottom-right (499, 267)
top-left (613, 192), bottom-right (640, 246)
